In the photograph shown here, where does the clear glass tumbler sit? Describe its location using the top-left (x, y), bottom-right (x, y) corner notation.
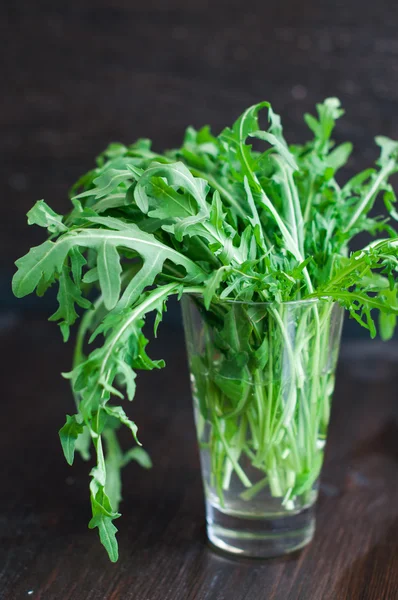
top-left (181, 295), bottom-right (344, 558)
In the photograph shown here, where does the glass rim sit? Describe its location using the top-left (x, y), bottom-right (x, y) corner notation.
top-left (183, 293), bottom-right (336, 308)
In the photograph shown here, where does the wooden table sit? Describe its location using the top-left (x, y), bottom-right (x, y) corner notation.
top-left (1, 316), bottom-right (397, 599)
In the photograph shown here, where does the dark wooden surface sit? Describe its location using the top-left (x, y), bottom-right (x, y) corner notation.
top-left (1, 316), bottom-right (397, 599)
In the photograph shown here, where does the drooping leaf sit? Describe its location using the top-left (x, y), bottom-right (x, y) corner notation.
top-left (27, 200), bottom-right (68, 234)
top-left (59, 414), bottom-right (85, 465)
top-left (49, 266), bottom-right (92, 341)
top-left (104, 405), bottom-right (140, 444)
top-left (122, 447), bottom-right (152, 469)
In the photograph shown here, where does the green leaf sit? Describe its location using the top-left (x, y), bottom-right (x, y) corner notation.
top-left (102, 142), bottom-right (128, 159)
top-left (97, 241), bottom-right (122, 310)
top-left (27, 200), bottom-right (68, 234)
top-left (383, 185), bottom-right (398, 221)
top-left (380, 312), bottom-right (397, 341)
top-left (89, 436), bottom-right (121, 562)
top-left (13, 219), bottom-right (205, 318)
top-left (12, 240), bottom-right (67, 298)
top-left (59, 414), bottom-right (85, 465)
top-left (89, 515), bottom-right (119, 563)
top-left (343, 138), bottom-right (398, 233)
top-left (104, 405), bottom-right (140, 444)
top-left (70, 284), bottom-right (182, 423)
top-left (214, 354), bottom-right (251, 411)
top-left (115, 358), bottom-right (137, 400)
top-left (221, 305), bottom-right (253, 354)
top-left (86, 217), bottom-right (205, 306)
top-left (49, 266), bottom-right (92, 341)
top-left (304, 98), bottom-right (344, 150)
top-left (219, 101), bottom-right (270, 185)
top-left (103, 428), bottom-right (123, 511)
top-left (122, 447), bottom-right (152, 469)
top-left (70, 247), bottom-right (87, 284)
top-left (303, 113), bottom-right (319, 137)
top-left (135, 162), bottom-right (211, 241)
top-left (326, 142), bottom-right (353, 171)
top-left (74, 425), bottom-right (91, 461)
top-left (250, 130), bottom-right (298, 171)
top-left (82, 267), bottom-right (99, 283)
top-left (203, 267), bottom-right (230, 309)
top-left (243, 177), bottom-right (264, 241)
top-left (91, 167), bottom-right (133, 200)
top-left (291, 452), bottom-right (324, 496)
top-left (379, 288), bottom-right (398, 340)
top-left (253, 337), bottom-right (269, 370)
top-left (375, 136), bottom-right (398, 165)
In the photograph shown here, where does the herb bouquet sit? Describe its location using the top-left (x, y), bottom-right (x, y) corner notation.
top-left (13, 99), bottom-right (398, 559)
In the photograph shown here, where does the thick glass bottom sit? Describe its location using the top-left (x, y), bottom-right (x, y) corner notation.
top-left (206, 500), bottom-right (315, 558)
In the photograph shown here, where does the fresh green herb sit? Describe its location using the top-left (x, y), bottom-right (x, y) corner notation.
top-left (13, 99), bottom-right (398, 560)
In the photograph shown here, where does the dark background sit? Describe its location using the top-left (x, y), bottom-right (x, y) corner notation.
top-left (1, 2), bottom-right (398, 599)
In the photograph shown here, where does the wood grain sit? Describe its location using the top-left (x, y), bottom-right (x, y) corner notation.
top-left (0, 318), bottom-right (397, 599)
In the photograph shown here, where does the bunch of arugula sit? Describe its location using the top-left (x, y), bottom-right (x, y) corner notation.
top-left (12, 99), bottom-right (398, 561)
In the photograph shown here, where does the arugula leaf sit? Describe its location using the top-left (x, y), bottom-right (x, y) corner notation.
top-left (121, 447), bottom-right (152, 469)
top-left (104, 405), bottom-right (140, 444)
top-left (13, 220), bottom-right (205, 314)
top-left (97, 241), bottom-right (122, 310)
top-left (88, 437), bottom-right (120, 562)
top-left (27, 200), bottom-right (68, 234)
top-left (59, 414), bottom-right (85, 466)
top-left (220, 101), bottom-right (270, 185)
top-left (49, 265), bottom-right (92, 341)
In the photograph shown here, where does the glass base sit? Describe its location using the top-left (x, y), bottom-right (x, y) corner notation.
top-left (206, 500), bottom-right (315, 558)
